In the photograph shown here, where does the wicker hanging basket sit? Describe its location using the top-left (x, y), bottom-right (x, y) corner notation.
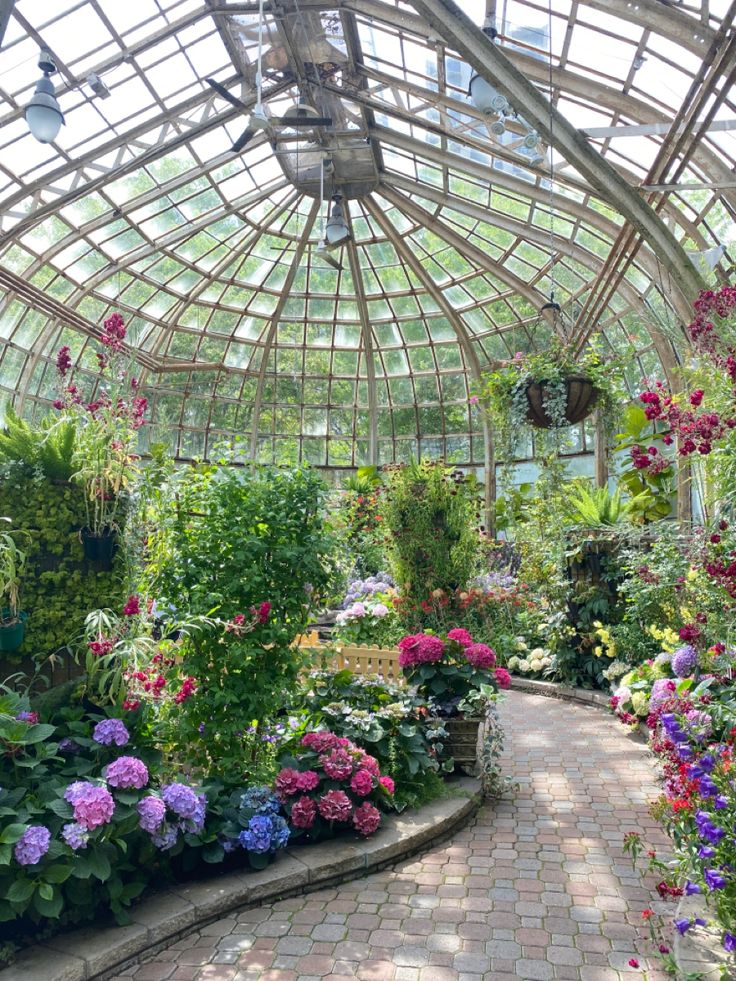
top-left (524, 374), bottom-right (599, 428)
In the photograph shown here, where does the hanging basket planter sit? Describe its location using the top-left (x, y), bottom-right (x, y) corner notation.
top-left (0, 610), bottom-right (28, 652)
top-left (524, 374), bottom-right (599, 428)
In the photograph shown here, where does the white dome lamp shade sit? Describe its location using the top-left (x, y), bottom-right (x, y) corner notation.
top-left (325, 194), bottom-right (350, 247)
top-left (469, 74), bottom-right (509, 116)
top-left (25, 50), bottom-right (65, 144)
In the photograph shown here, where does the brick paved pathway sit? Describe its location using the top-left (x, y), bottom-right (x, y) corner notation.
top-left (112, 691), bottom-right (671, 981)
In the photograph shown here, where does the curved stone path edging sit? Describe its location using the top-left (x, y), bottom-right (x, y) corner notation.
top-left (2, 781), bottom-right (481, 981)
top-left (99, 690), bottom-right (673, 981)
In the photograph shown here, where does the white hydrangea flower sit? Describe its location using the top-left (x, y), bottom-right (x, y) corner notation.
top-left (518, 659), bottom-right (531, 672)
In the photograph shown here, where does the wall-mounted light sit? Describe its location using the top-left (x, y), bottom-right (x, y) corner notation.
top-left (25, 50), bottom-right (64, 144)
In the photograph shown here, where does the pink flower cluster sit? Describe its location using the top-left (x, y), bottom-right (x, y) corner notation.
top-left (397, 633), bottom-right (445, 668)
top-left (464, 643), bottom-right (497, 670)
top-left (275, 732), bottom-right (393, 839)
top-left (64, 781), bottom-right (116, 830)
top-left (105, 756), bottom-right (149, 790)
top-left (101, 312), bottom-right (127, 352)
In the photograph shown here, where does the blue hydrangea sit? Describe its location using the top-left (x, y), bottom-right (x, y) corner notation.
top-left (240, 786), bottom-right (280, 815)
top-left (151, 822), bottom-right (179, 851)
top-left (239, 815), bottom-right (274, 854)
top-left (238, 814), bottom-right (290, 854)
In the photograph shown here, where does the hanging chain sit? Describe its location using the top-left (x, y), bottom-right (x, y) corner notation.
top-left (546, 0), bottom-right (559, 328)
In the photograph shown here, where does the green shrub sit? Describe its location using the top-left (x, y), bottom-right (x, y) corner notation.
top-left (148, 460), bottom-right (336, 781)
top-left (382, 461), bottom-right (481, 611)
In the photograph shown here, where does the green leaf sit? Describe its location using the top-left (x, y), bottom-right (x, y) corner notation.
top-left (38, 882), bottom-right (54, 901)
top-left (19, 724), bottom-right (56, 745)
top-left (0, 824), bottom-right (28, 845)
top-left (33, 889), bottom-right (63, 919)
top-left (7, 878), bottom-right (35, 904)
top-left (43, 863), bottom-right (73, 884)
top-left (86, 850), bottom-right (111, 881)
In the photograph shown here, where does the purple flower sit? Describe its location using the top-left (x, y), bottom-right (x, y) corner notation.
top-left (671, 644), bottom-right (698, 677)
top-left (674, 918), bottom-right (692, 935)
top-left (58, 737), bottom-right (80, 754)
top-left (137, 796), bottom-right (166, 834)
top-left (704, 868), bottom-right (727, 891)
top-left (61, 823), bottom-right (89, 850)
top-left (723, 932), bottom-right (736, 952)
top-left (14, 826), bottom-right (51, 866)
top-left (714, 795), bottom-right (728, 810)
top-left (685, 881), bottom-right (701, 895)
top-left (151, 823), bottom-right (178, 851)
top-left (162, 783), bottom-right (206, 831)
top-left (699, 845), bottom-right (716, 859)
top-left (105, 756), bottom-right (149, 790)
top-left (93, 719), bottom-right (130, 747)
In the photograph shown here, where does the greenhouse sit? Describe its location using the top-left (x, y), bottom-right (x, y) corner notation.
top-left (0, 0), bottom-right (735, 977)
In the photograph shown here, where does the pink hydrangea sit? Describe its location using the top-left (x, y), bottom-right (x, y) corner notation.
top-left (379, 775), bottom-right (395, 795)
top-left (301, 731), bottom-right (339, 753)
top-left (70, 784), bottom-right (116, 830)
top-left (464, 643), bottom-right (496, 670)
top-left (105, 756), bottom-right (149, 790)
top-left (296, 770), bottom-right (320, 792)
top-left (291, 795), bottom-right (317, 829)
top-left (320, 748), bottom-right (354, 781)
top-left (447, 628), bottom-right (473, 647)
top-left (398, 633), bottom-right (445, 669)
top-left (495, 667), bottom-right (511, 690)
top-left (350, 769), bottom-right (374, 797)
top-left (318, 789), bottom-right (353, 822)
top-left (353, 802), bottom-right (381, 837)
top-left (358, 753), bottom-right (381, 776)
top-left (275, 768), bottom-right (301, 797)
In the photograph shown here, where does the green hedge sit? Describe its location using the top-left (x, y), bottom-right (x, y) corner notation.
top-left (0, 475), bottom-right (124, 661)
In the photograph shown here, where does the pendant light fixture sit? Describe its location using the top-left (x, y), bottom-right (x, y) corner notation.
top-left (325, 194), bottom-right (350, 246)
top-left (25, 50), bottom-right (65, 144)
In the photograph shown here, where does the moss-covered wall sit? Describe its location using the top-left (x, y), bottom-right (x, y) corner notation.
top-left (0, 474), bottom-right (125, 665)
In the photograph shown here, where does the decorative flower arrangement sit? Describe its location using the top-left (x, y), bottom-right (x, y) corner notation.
top-left (397, 629), bottom-right (509, 716)
top-left (275, 731), bottom-right (394, 840)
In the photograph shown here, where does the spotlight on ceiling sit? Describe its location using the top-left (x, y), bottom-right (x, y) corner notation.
top-left (528, 149), bottom-right (546, 167)
top-left (522, 129), bottom-right (539, 149)
top-left (325, 194), bottom-right (350, 246)
top-left (490, 118), bottom-right (506, 136)
top-left (25, 49), bottom-right (65, 144)
top-left (469, 74), bottom-right (509, 115)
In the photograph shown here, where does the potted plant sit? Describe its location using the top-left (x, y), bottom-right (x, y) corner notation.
top-left (0, 518), bottom-right (28, 652)
top-left (53, 314), bottom-right (146, 569)
top-left (397, 628), bottom-right (510, 772)
top-left (481, 335), bottom-right (620, 449)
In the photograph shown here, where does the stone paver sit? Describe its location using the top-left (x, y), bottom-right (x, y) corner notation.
top-left (113, 692), bottom-right (672, 980)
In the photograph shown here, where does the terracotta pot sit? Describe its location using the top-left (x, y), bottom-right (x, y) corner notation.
top-left (444, 716), bottom-right (484, 772)
top-left (525, 375), bottom-right (598, 428)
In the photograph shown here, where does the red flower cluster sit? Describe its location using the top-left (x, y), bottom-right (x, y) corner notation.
top-left (101, 312), bottom-right (127, 352)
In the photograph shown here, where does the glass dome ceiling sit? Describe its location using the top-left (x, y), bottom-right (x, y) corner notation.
top-left (0, 0), bottom-right (734, 472)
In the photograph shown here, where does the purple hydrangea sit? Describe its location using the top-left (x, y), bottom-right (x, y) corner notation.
top-left (161, 782), bottom-right (201, 820)
top-left (341, 572), bottom-right (394, 608)
top-left (649, 678), bottom-right (677, 711)
top-left (671, 644), bottom-right (699, 678)
top-left (105, 756), bottom-right (149, 790)
top-left (137, 796), bottom-right (166, 834)
top-left (61, 822), bottom-right (89, 851)
top-left (58, 737), bottom-right (81, 754)
top-left (93, 719), bottom-right (130, 747)
top-left (14, 826), bottom-right (51, 866)
top-left (151, 823), bottom-right (178, 851)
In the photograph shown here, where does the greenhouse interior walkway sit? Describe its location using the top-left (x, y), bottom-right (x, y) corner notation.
top-left (110, 692), bottom-right (669, 981)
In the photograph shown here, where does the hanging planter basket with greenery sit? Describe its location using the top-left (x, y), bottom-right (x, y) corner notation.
top-left (524, 374), bottom-right (599, 428)
top-left (0, 609), bottom-right (28, 652)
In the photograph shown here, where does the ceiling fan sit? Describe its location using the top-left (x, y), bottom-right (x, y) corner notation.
top-left (205, 0), bottom-right (332, 153)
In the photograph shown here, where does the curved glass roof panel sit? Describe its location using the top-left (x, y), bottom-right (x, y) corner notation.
top-left (0, 0), bottom-right (734, 471)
